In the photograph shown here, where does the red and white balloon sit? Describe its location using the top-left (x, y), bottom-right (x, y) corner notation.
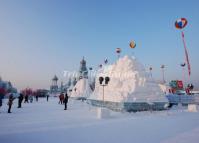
top-left (175, 18), bottom-right (188, 29)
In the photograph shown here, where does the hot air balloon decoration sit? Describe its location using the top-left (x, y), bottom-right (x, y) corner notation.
top-left (175, 18), bottom-right (188, 29)
top-left (129, 40), bottom-right (136, 49)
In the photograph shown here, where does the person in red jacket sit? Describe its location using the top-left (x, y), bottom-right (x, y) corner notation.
top-left (59, 93), bottom-right (64, 104)
top-left (0, 88), bottom-right (6, 111)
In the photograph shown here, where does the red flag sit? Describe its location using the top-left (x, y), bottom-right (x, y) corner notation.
top-left (181, 31), bottom-right (191, 76)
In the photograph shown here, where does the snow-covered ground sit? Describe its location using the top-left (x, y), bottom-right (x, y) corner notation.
top-left (0, 98), bottom-right (199, 143)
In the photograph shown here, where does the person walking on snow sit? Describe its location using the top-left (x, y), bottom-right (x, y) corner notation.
top-left (18, 93), bottom-right (24, 108)
top-left (24, 94), bottom-right (29, 103)
top-left (59, 93), bottom-right (64, 104)
top-left (64, 92), bottom-right (68, 110)
top-left (7, 94), bottom-right (14, 113)
top-left (0, 88), bottom-right (6, 112)
top-left (35, 95), bottom-right (39, 102)
top-left (0, 94), bottom-right (3, 110)
top-left (46, 94), bottom-right (49, 102)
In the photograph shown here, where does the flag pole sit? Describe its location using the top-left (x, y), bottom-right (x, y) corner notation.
top-left (181, 31), bottom-right (191, 82)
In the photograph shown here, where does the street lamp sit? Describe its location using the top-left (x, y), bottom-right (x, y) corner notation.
top-left (161, 65), bottom-right (165, 84)
top-left (89, 67), bottom-right (93, 83)
top-left (99, 76), bottom-right (110, 102)
top-left (149, 67), bottom-right (152, 78)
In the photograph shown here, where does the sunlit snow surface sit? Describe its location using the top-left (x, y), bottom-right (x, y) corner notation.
top-left (70, 78), bottom-right (92, 99)
top-left (90, 56), bottom-right (168, 103)
top-left (0, 98), bottom-right (199, 143)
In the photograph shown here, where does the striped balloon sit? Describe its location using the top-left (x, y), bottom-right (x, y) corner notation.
top-left (175, 18), bottom-right (188, 29)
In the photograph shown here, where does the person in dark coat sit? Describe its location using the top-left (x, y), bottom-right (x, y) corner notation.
top-left (0, 93), bottom-right (4, 109)
top-left (24, 94), bottom-right (29, 103)
top-left (46, 94), bottom-right (49, 102)
top-left (18, 93), bottom-right (24, 108)
top-left (36, 95), bottom-right (38, 102)
top-left (7, 94), bottom-right (14, 113)
top-left (0, 95), bottom-right (2, 108)
top-left (64, 92), bottom-right (68, 110)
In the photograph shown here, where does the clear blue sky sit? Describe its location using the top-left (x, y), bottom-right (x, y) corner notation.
top-left (0, 0), bottom-right (199, 90)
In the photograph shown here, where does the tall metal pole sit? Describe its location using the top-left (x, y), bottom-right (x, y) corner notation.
top-left (181, 31), bottom-right (191, 79)
top-left (89, 67), bottom-right (92, 85)
top-left (182, 66), bottom-right (185, 87)
top-left (103, 85), bottom-right (104, 102)
top-left (161, 65), bottom-right (165, 84)
top-left (149, 67), bottom-right (152, 78)
top-left (181, 63), bottom-right (186, 88)
top-left (162, 68), bottom-right (165, 83)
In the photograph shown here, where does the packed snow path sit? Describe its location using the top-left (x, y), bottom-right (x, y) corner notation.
top-left (0, 98), bottom-right (199, 143)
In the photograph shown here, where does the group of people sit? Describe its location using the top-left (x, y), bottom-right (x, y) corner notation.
top-left (0, 93), bottom-right (19, 113)
top-left (59, 92), bottom-right (69, 110)
top-left (0, 93), bottom-right (28, 113)
top-left (0, 91), bottom-right (69, 113)
top-left (0, 93), bottom-right (40, 113)
top-left (0, 93), bottom-right (15, 113)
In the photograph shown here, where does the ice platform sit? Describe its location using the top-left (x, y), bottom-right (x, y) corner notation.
top-left (88, 99), bottom-right (168, 112)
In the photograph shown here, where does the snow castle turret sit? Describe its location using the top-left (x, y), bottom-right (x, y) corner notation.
top-left (78, 57), bottom-right (88, 79)
top-left (50, 75), bottom-right (59, 93)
